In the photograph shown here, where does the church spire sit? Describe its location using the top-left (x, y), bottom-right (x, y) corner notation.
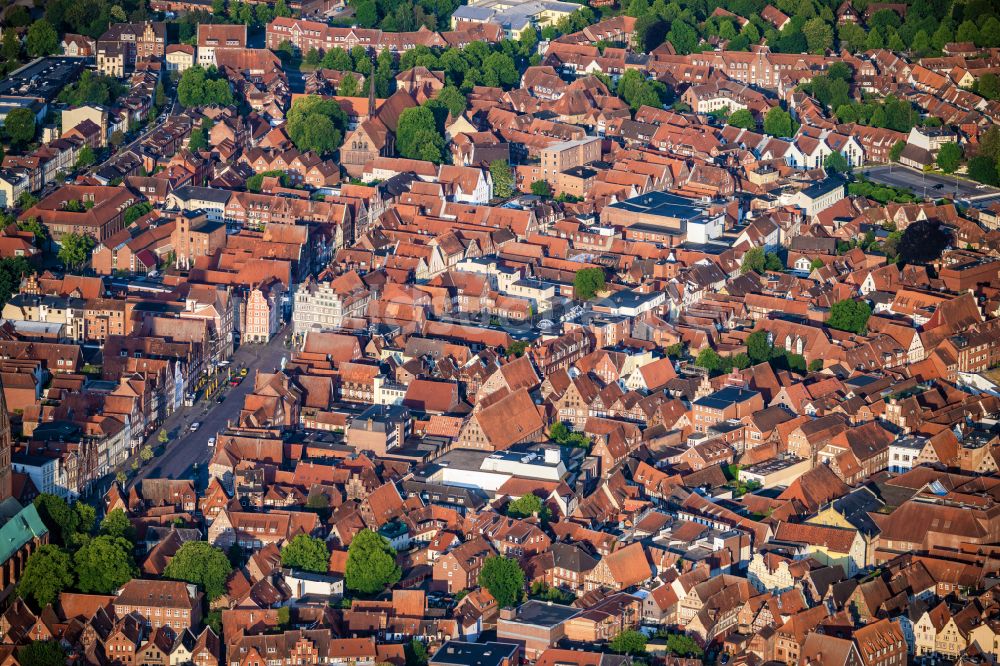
top-left (368, 50), bottom-right (377, 116)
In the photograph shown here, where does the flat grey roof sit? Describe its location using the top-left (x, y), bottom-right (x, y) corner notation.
top-left (509, 599), bottom-right (579, 626)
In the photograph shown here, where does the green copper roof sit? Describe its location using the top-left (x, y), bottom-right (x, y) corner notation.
top-left (0, 503), bottom-right (48, 563)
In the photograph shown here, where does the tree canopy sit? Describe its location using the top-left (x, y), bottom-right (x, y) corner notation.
top-left (477, 555), bottom-right (524, 607)
top-left (99, 508), bottom-right (135, 541)
top-left (26, 20), bottom-right (59, 58)
top-left (763, 107), bottom-right (794, 137)
top-left (897, 219), bottom-right (952, 264)
top-left (574, 267), bottom-right (605, 300)
top-left (18, 545), bottom-right (74, 610)
top-left (490, 160), bottom-right (515, 199)
top-left (727, 108), bottom-right (756, 130)
top-left (74, 535), bottom-right (137, 594)
top-left (17, 641), bottom-right (67, 666)
top-left (609, 630), bottom-right (647, 655)
top-left (396, 105), bottom-right (446, 164)
top-left (58, 71), bottom-right (126, 107)
top-left (163, 541), bottom-right (233, 600)
top-left (506, 494), bottom-right (549, 521)
top-left (286, 96), bottom-right (349, 156)
top-left (281, 534), bottom-right (331, 574)
top-left (826, 298), bottom-right (872, 335)
top-left (936, 142), bottom-right (962, 173)
top-left (57, 233), bottom-right (96, 272)
top-left (5, 108), bottom-right (36, 146)
top-left (177, 66), bottom-right (234, 107)
top-left (345, 528), bottom-right (401, 594)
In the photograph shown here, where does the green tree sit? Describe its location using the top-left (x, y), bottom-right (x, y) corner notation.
top-left (609, 630), bottom-right (647, 655)
top-left (18, 545), bottom-right (74, 610)
top-left (634, 14), bottom-right (667, 52)
top-left (982, 17), bottom-right (1000, 47)
top-left (626, 0), bottom-right (648, 17)
top-left (507, 340), bottom-right (529, 357)
top-left (396, 105), bottom-right (445, 163)
top-left (17, 641), bottom-right (67, 666)
top-left (75, 503), bottom-right (96, 535)
top-left (177, 66), bottom-right (234, 107)
top-left (573, 267), bottom-right (605, 300)
top-left (2, 31), bottom-right (22, 71)
top-left (405, 639), bottom-right (429, 666)
top-left (810, 258), bottom-right (825, 270)
top-left (163, 541), bottom-right (233, 600)
top-left (478, 555), bottom-right (524, 607)
top-left (956, 20), bottom-right (980, 44)
top-left (304, 48), bottom-right (322, 67)
top-left (100, 508), bottom-right (135, 541)
top-left (286, 95), bottom-right (349, 156)
top-left (507, 494), bottom-right (548, 520)
top-left (802, 18), bottom-right (833, 54)
top-left (837, 21), bottom-right (867, 51)
top-left (281, 534), bottom-right (330, 573)
top-left (530, 180), bottom-right (552, 197)
top-left (666, 20), bottom-right (698, 55)
top-left (74, 535), bottom-right (137, 594)
top-left (75, 145), bottom-right (96, 169)
top-left (763, 106), bottom-right (793, 137)
top-left (345, 528), bottom-right (401, 594)
top-left (695, 347), bottom-right (723, 373)
top-left (435, 85), bottom-right (467, 119)
top-left (746, 330), bottom-right (774, 364)
top-left (824, 150), bottom-right (849, 174)
top-left (26, 19), bottom-right (58, 57)
top-left (323, 47), bottom-right (353, 71)
top-left (827, 298), bottom-right (871, 335)
top-left (765, 252), bottom-right (784, 271)
top-left (481, 52), bottom-right (519, 89)
top-left (898, 219), bottom-right (952, 264)
top-left (490, 160), bottom-right (515, 199)
top-left (936, 142), bottom-right (962, 174)
top-left (889, 140), bottom-right (905, 162)
top-left (808, 359), bottom-right (824, 372)
top-left (338, 73), bottom-right (361, 97)
top-left (124, 202), bottom-right (153, 225)
top-left (17, 219), bottom-right (47, 245)
top-left (968, 155), bottom-right (1000, 186)
top-left (741, 247), bottom-right (766, 274)
top-left (727, 108), bottom-right (756, 130)
top-left (5, 108), bottom-right (36, 146)
top-left (57, 232), bottom-right (96, 271)
top-left (664, 634), bottom-right (703, 657)
top-left (34, 494), bottom-right (80, 545)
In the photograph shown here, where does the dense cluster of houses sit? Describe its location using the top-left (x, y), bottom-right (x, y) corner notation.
top-left (1, 3), bottom-right (1000, 666)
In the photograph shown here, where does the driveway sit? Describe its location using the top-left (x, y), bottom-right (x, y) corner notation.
top-left (128, 326), bottom-right (292, 485)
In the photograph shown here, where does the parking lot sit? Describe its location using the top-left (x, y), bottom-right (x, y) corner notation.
top-left (861, 165), bottom-right (1000, 204)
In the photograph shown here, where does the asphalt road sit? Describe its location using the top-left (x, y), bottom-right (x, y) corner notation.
top-left (130, 326), bottom-right (292, 484)
top-left (861, 164), bottom-right (1000, 204)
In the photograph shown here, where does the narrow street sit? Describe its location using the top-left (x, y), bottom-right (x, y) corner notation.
top-left (128, 327), bottom-right (292, 486)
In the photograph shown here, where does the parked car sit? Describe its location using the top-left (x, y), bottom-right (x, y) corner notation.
top-left (207, 437), bottom-right (215, 447)
top-left (190, 422), bottom-right (201, 432)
